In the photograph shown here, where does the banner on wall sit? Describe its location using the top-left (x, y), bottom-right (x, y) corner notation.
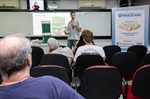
top-left (112, 5), bottom-right (149, 51)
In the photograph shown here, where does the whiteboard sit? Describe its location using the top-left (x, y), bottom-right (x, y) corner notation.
top-left (0, 12), bottom-right (33, 36)
top-left (0, 11), bottom-right (111, 37)
top-left (76, 12), bottom-right (111, 36)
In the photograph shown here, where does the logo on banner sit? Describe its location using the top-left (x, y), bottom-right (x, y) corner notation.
top-left (119, 21), bottom-right (141, 31)
top-left (118, 13), bottom-right (141, 17)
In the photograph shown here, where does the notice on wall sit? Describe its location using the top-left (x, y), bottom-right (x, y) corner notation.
top-left (112, 5), bottom-right (149, 51)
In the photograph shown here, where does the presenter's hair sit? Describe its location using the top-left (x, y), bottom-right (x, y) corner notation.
top-left (0, 34), bottom-right (31, 77)
top-left (82, 30), bottom-right (94, 43)
top-left (70, 11), bottom-right (75, 15)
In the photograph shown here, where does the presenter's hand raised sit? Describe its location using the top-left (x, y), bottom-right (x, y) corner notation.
top-left (70, 22), bottom-right (76, 27)
top-left (64, 27), bottom-right (70, 35)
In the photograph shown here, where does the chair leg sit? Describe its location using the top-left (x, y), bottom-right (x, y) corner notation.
top-left (122, 77), bottom-right (128, 99)
top-left (70, 66), bottom-right (77, 91)
top-left (70, 67), bottom-right (81, 91)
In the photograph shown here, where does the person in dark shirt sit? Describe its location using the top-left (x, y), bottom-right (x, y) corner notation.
top-left (0, 34), bottom-right (84, 99)
top-left (72, 35), bottom-right (85, 54)
top-left (32, 1), bottom-right (40, 11)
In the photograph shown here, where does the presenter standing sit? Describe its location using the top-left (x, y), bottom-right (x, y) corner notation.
top-left (65, 12), bottom-right (81, 49)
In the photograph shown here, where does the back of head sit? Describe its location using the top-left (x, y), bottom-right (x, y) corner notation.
top-left (82, 30), bottom-right (94, 43)
top-left (47, 38), bottom-right (59, 51)
top-left (0, 34), bottom-right (31, 77)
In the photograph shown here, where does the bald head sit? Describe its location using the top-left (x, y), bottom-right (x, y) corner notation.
top-left (0, 34), bottom-right (31, 77)
top-left (0, 36), bottom-right (24, 53)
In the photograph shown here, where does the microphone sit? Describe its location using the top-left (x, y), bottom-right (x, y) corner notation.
top-left (72, 21), bottom-right (75, 29)
top-left (28, 33), bottom-right (31, 41)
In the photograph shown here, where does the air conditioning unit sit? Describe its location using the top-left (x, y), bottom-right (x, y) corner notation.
top-left (78, 0), bottom-right (107, 9)
top-left (0, 0), bottom-right (20, 8)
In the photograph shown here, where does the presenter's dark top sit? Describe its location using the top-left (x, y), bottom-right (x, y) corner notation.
top-left (33, 5), bottom-right (40, 11)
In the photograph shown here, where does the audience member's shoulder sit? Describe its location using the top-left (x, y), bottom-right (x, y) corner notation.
top-left (75, 45), bottom-right (87, 52)
top-left (90, 45), bottom-right (102, 48)
top-left (35, 76), bottom-right (62, 84)
top-left (77, 45), bottom-right (86, 49)
top-left (64, 46), bottom-right (72, 50)
top-left (34, 76), bottom-right (68, 89)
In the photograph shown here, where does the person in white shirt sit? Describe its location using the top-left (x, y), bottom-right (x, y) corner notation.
top-left (73, 29), bottom-right (106, 62)
top-left (47, 38), bottom-right (74, 65)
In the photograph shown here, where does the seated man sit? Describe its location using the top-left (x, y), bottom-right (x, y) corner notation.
top-left (0, 34), bottom-right (84, 99)
top-left (47, 38), bottom-right (74, 65)
top-left (74, 29), bottom-right (106, 62)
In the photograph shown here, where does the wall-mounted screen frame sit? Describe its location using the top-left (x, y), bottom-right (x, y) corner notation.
top-left (27, 0), bottom-right (46, 11)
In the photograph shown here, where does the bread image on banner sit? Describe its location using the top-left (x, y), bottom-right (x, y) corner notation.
top-left (52, 16), bottom-right (65, 35)
top-left (119, 21), bottom-right (141, 31)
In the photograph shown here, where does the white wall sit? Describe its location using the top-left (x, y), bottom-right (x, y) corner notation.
top-left (0, 0), bottom-right (20, 8)
top-left (106, 0), bottom-right (118, 9)
top-left (132, 0), bottom-right (150, 5)
top-left (131, 0), bottom-right (150, 45)
top-left (58, 0), bottom-right (78, 9)
top-left (20, 0), bottom-right (27, 9)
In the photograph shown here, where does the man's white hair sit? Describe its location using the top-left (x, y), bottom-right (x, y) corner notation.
top-left (47, 38), bottom-right (59, 51)
top-left (0, 34), bottom-right (31, 77)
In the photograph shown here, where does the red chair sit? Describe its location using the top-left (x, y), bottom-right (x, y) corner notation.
top-left (31, 46), bottom-right (44, 68)
top-left (103, 45), bottom-right (121, 65)
top-left (72, 55), bottom-right (106, 90)
top-left (75, 54), bottom-right (105, 78)
top-left (80, 65), bottom-right (122, 99)
top-left (142, 52), bottom-right (150, 66)
top-left (127, 45), bottom-right (147, 67)
top-left (30, 65), bottom-right (70, 85)
top-left (126, 64), bottom-right (150, 99)
top-left (111, 52), bottom-right (138, 80)
top-left (40, 54), bottom-right (70, 73)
